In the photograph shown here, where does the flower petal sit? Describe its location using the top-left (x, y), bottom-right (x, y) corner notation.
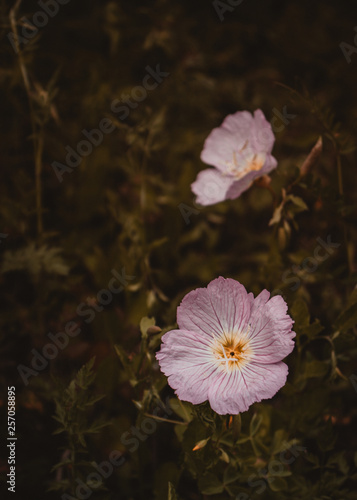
top-left (200, 111), bottom-right (254, 171)
top-left (260, 153), bottom-right (278, 175)
top-left (156, 329), bottom-right (218, 404)
top-left (247, 293), bottom-right (295, 364)
top-left (208, 361), bottom-right (288, 415)
top-left (251, 109), bottom-right (276, 153)
top-left (191, 168), bottom-right (236, 206)
top-left (225, 154), bottom-right (277, 200)
top-left (177, 277), bottom-right (253, 340)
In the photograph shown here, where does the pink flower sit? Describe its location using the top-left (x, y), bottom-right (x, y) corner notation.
top-left (156, 277), bottom-right (295, 415)
top-left (191, 110), bottom-right (277, 206)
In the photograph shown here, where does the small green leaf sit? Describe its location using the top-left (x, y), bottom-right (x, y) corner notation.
top-left (287, 194), bottom-right (308, 211)
top-left (219, 448), bottom-right (230, 463)
top-left (198, 472), bottom-right (224, 495)
top-left (140, 316), bottom-right (156, 339)
top-left (334, 300), bottom-right (357, 333)
top-left (250, 413), bottom-right (263, 437)
top-left (271, 429), bottom-right (289, 454)
top-left (304, 360), bottom-right (329, 378)
top-left (268, 476), bottom-right (288, 491)
top-left (269, 203), bottom-right (284, 226)
top-left (235, 435), bottom-right (251, 444)
top-left (169, 398), bottom-right (193, 423)
top-left (223, 465), bottom-right (241, 485)
top-left (168, 482), bottom-right (177, 500)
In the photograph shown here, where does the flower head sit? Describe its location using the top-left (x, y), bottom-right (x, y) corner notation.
top-left (156, 277), bottom-right (295, 415)
top-left (191, 110), bottom-right (277, 206)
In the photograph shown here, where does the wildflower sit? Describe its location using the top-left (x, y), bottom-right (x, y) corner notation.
top-left (156, 277), bottom-right (295, 415)
top-left (191, 110), bottom-right (277, 205)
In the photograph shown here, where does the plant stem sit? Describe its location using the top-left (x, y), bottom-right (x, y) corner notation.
top-left (10, 0), bottom-right (44, 242)
top-left (336, 150), bottom-right (344, 197)
top-left (143, 413), bottom-right (187, 425)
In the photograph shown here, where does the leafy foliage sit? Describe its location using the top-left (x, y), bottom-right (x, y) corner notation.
top-left (50, 358), bottom-right (107, 496)
top-left (1, 0), bottom-right (357, 499)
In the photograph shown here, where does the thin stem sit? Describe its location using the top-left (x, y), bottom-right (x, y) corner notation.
top-left (10, 0), bottom-right (44, 242)
top-left (334, 146), bottom-right (353, 276)
top-left (143, 413), bottom-right (187, 426)
top-left (35, 132), bottom-right (44, 238)
top-left (335, 150), bottom-right (344, 197)
top-left (177, 398), bottom-right (191, 422)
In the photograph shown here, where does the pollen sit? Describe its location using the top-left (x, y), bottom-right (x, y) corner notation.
top-left (223, 149), bottom-right (266, 180)
top-left (212, 331), bottom-right (252, 372)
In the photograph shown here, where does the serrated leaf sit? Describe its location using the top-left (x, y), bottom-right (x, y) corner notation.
top-left (52, 428), bottom-right (65, 435)
top-left (84, 421), bottom-right (109, 434)
top-left (84, 394), bottom-right (106, 406)
top-left (1, 244), bottom-right (69, 276)
top-left (50, 460), bottom-right (72, 472)
top-left (114, 345), bottom-right (136, 381)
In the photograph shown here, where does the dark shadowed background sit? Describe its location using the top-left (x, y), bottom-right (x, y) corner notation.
top-left (1, 0), bottom-right (357, 499)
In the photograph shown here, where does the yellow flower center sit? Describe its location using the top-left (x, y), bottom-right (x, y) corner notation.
top-left (212, 332), bottom-right (252, 372)
top-left (223, 141), bottom-right (266, 180)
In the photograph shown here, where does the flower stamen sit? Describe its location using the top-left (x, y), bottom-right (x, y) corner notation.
top-left (213, 333), bottom-right (251, 372)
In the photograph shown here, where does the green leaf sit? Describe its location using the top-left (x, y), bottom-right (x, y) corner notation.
top-left (304, 321), bottom-right (324, 339)
top-left (168, 482), bottom-right (177, 500)
top-left (140, 316), bottom-right (156, 339)
top-left (291, 298), bottom-right (311, 332)
top-left (169, 398), bottom-right (193, 423)
top-left (1, 244), bottom-right (69, 277)
top-left (287, 194), bottom-right (309, 211)
top-left (249, 413), bottom-right (263, 437)
top-left (268, 476), bottom-right (288, 491)
top-left (269, 203), bottom-right (284, 226)
top-left (268, 466), bottom-right (292, 478)
top-left (334, 289), bottom-right (357, 333)
top-left (219, 448), bottom-right (230, 463)
top-left (154, 463), bottom-right (180, 500)
top-left (114, 344), bottom-right (136, 381)
top-left (198, 472), bottom-right (224, 495)
top-left (304, 360), bottom-right (329, 378)
top-left (235, 436), bottom-right (251, 444)
top-left (271, 429), bottom-right (289, 454)
top-left (223, 465), bottom-right (241, 486)
top-left (291, 298), bottom-right (324, 339)
top-left (84, 394), bottom-right (106, 406)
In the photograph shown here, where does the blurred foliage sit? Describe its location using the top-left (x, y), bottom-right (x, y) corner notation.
top-left (0, 0), bottom-right (357, 499)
